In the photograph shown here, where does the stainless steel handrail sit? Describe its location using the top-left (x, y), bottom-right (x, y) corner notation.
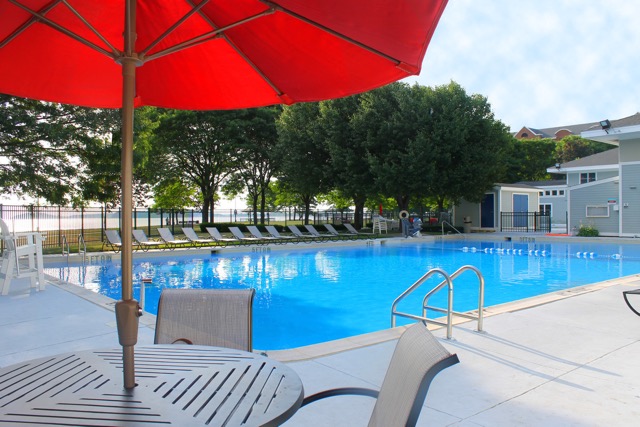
top-left (423, 265), bottom-right (485, 333)
top-left (390, 265), bottom-right (485, 339)
top-left (390, 268), bottom-right (454, 338)
top-left (61, 235), bottom-right (70, 257)
top-left (441, 220), bottom-right (464, 236)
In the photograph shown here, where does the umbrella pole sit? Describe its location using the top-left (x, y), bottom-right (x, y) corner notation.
top-left (114, 0), bottom-right (141, 390)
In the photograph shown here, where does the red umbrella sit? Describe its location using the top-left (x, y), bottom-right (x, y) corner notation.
top-left (0, 0), bottom-right (448, 389)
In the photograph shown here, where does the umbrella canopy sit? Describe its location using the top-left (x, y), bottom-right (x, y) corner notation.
top-left (0, 0), bottom-right (448, 389)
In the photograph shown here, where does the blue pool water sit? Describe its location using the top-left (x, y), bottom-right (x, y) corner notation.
top-left (46, 239), bottom-right (640, 350)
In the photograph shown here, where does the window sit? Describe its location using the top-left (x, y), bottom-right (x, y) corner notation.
top-left (559, 190), bottom-right (565, 195)
top-left (586, 205), bottom-right (609, 217)
top-left (545, 190), bottom-right (550, 196)
top-left (539, 204), bottom-right (551, 215)
top-left (580, 173), bottom-right (596, 184)
top-left (551, 190), bottom-right (557, 196)
top-left (539, 191), bottom-right (543, 196)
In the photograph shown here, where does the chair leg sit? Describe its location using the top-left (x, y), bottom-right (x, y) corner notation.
top-left (1, 256), bottom-right (14, 296)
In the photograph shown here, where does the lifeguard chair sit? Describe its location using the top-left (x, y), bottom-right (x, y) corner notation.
top-left (0, 219), bottom-right (45, 295)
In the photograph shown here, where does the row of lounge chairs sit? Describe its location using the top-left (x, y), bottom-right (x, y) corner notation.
top-left (103, 224), bottom-right (372, 253)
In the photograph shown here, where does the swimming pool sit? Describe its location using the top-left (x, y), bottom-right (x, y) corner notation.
top-left (46, 238), bottom-right (640, 350)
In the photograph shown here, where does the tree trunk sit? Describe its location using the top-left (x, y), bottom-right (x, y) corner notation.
top-left (395, 195), bottom-right (410, 212)
top-left (353, 195), bottom-right (366, 229)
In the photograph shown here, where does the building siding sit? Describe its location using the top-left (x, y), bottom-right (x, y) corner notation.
top-left (569, 180), bottom-right (619, 235)
top-left (621, 163), bottom-right (640, 235)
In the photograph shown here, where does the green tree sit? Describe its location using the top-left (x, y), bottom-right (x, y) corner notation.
top-left (556, 135), bottom-right (611, 163)
top-left (319, 95), bottom-right (372, 228)
top-left (423, 82), bottom-right (511, 209)
top-left (275, 103), bottom-right (332, 224)
top-left (352, 82), bottom-right (431, 212)
top-left (151, 110), bottom-right (241, 223)
top-left (223, 107), bottom-right (280, 224)
top-left (502, 137), bottom-right (557, 182)
top-left (0, 95), bottom-right (119, 204)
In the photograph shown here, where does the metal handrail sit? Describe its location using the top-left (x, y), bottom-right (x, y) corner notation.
top-left (423, 265), bottom-right (485, 333)
top-left (441, 220), bottom-right (464, 236)
top-left (61, 235), bottom-right (70, 257)
top-left (391, 268), bottom-right (453, 337)
top-left (390, 265), bottom-right (485, 339)
top-left (78, 233), bottom-right (87, 254)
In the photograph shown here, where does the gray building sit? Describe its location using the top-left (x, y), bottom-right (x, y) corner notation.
top-left (549, 119), bottom-right (640, 237)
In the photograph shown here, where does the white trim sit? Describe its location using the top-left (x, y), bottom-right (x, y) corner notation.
top-left (569, 175), bottom-right (619, 190)
top-left (548, 164), bottom-right (618, 174)
top-left (620, 160), bottom-right (640, 166)
top-left (586, 205), bottom-right (609, 218)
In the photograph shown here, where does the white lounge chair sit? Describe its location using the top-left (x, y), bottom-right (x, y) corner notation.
top-left (206, 227), bottom-right (237, 247)
top-left (304, 224), bottom-right (334, 240)
top-left (103, 229), bottom-right (123, 252)
top-left (247, 226), bottom-right (279, 243)
top-left (324, 224), bottom-right (357, 240)
top-left (157, 228), bottom-right (191, 249)
top-left (265, 226), bottom-right (298, 243)
top-left (229, 227), bottom-right (263, 244)
top-left (182, 227), bottom-right (214, 246)
top-left (132, 229), bottom-right (164, 251)
top-left (287, 225), bottom-right (316, 242)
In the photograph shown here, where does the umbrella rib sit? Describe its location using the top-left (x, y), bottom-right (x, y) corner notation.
top-left (184, 0), bottom-right (288, 101)
top-left (7, 0), bottom-right (118, 59)
top-left (260, 0), bottom-right (409, 71)
top-left (60, 0), bottom-right (120, 57)
top-left (144, 9), bottom-right (275, 62)
top-left (0, 0), bottom-right (62, 48)
top-left (139, 0), bottom-right (211, 57)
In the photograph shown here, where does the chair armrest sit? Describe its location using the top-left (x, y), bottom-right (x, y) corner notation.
top-left (302, 387), bottom-right (379, 407)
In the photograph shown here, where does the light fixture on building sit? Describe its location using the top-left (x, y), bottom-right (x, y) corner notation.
top-left (555, 163), bottom-right (561, 170)
top-left (600, 119), bottom-right (611, 132)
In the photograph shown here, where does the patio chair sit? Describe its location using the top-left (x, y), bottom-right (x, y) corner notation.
top-left (324, 224), bottom-right (357, 240)
top-left (206, 227), bottom-right (237, 247)
top-left (372, 215), bottom-right (389, 234)
top-left (132, 229), bottom-right (164, 251)
top-left (304, 224), bottom-right (335, 240)
top-left (287, 225), bottom-right (317, 242)
top-left (103, 229), bottom-right (123, 253)
top-left (297, 322), bottom-right (459, 427)
top-left (154, 288), bottom-right (255, 351)
top-left (182, 227), bottom-right (215, 246)
top-left (1, 218), bottom-right (46, 295)
top-left (265, 225), bottom-right (299, 243)
top-left (247, 226), bottom-right (280, 243)
top-left (157, 227), bottom-right (191, 249)
top-left (229, 226), bottom-right (263, 244)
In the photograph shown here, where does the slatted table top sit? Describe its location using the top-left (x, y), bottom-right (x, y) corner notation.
top-left (0, 345), bottom-right (304, 426)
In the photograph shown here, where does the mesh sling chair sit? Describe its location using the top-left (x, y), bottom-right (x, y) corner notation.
top-left (298, 322), bottom-right (459, 427)
top-left (154, 288), bottom-right (255, 351)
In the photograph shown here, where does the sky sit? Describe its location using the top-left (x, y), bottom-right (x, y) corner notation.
top-left (404, 0), bottom-right (640, 131)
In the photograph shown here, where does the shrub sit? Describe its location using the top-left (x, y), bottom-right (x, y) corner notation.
top-left (576, 225), bottom-right (599, 237)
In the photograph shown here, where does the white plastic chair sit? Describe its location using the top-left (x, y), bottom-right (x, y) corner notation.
top-left (1, 219), bottom-right (45, 295)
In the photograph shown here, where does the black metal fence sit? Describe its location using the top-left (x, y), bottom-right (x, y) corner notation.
top-left (1, 204), bottom-right (446, 250)
top-left (500, 211), bottom-right (551, 233)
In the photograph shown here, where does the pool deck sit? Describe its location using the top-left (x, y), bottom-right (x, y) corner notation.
top-left (2, 239), bottom-right (640, 426)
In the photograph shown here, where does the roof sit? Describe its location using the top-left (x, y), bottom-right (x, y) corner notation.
top-left (519, 113), bottom-right (640, 139)
top-left (559, 147), bottom-right (619, 169)
top-left (517, 180), bottom-right (566, 187)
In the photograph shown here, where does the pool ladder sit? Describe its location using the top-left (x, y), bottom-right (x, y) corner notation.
top-left (391, 265), bottom-right (485, 339)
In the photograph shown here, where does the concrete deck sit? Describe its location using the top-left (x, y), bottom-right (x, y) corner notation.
top-left (1, 271), bottom-right (639, 426)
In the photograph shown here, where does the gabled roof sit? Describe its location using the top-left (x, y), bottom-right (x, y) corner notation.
top-left (519, 113), bottom-right (640, 139)
top-left (556, 148), bottom-right (619, 170)
top-left (517, 180), bottom-right (566, 187)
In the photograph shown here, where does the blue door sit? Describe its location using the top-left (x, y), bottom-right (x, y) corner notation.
top-left (480, 194), bottom-right (494, 228)
top-left (513, 194), bottom-right (528, 228)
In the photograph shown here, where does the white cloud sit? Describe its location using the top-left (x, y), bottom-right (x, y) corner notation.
top-left (406, 0), bottom-right (640, 131)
